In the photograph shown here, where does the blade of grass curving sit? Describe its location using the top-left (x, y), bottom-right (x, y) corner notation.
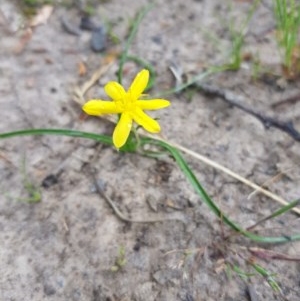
top-left (226, 0), bottom-right (259, 70)
top-left (273, 0), bottom-right (300, 70)
top-left (0, 129), bottom-right (113, 145)
top-left (153, 66), bottom-right (225, 98)
top-left (117, 3), bottom-right (154, 84)
top-left (142, 137), bottom-right (300, 243)
top-left (247, 198), bottom-right (300, 231)
top-left (1, 129), bottom-right (300, 243)
top-left (251, 263), bottom-right (281, 292)
top-left (232, 265), bottom-right (256, 280)
top-left (126, 55), bottom-right (156, 90)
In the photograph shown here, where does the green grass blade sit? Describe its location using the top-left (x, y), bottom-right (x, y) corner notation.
top-left (232, 265), bottom-right (256, 280)
top-left (117, 3), bottom-right (154, 84)
top-left (1, 129), bottom-right (300, 243)
top-left (273, 0), bottom-right (300, 69)
top-left (153, 67), bottom-right (223, 98)
top-left (247, 198), bottom-right (300, 230)
top-left (226, 0), bottom-right (259, 70)
top-left (251, 263), bottom-right (281, 292)
top-left (0, 128), bottom-right (113, 145)
top-left (142, 137), bottom-right (300, 243)
top-left (126, 55), bottom-right (156, 90)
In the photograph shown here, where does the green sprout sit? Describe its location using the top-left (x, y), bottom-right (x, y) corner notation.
top-left (16, 156), bottom-right (41, 203)
top-left (227, 261), bottom-right (281, 293)
top-left (273, 0), bottom-right (300, 77)
top-left (225, 263), bottom-right (256, 283)
top-left (251, 263), bottom-right (282, 292)
top-left (250, 52), bottom-right (262, 81)
top-left (224, 0), bottom-right (259, 71)
top-left (111, 245), bottom-right (127, 272)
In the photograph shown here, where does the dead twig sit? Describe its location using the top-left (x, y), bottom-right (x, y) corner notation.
top-left (89, 169), bottom-right (184, 224)
top-left (76, 65), bottom-right (300, 214)
top-left (248, 247), bottom-right (300, 262)
top-left (73, 61), bottom-right (114, 105)
top-left (80, 103), bottom-right (300, 213)
top-left (271, 92), bottom-right (300, 110)
top-left (246, 199), bottom-right (300, 231)
top-left (246, 285), bottom-right (259, 301)
top-left (166, 139), bottom-right (300, 215)
top-left (196, 82), bottom-right (300, 142)
top-left (247, 170), bottom-right (292, 201)
top-left (0, 152), bottom-right (17, 168)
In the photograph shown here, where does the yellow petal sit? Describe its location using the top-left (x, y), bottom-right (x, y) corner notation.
top-left (113, 112), bottom-right (132, 148)
top-left (82, 100), bottom-right (122, 116)
top-left (137, 99), bottom-right (170, 110)
top-left (104, 81), bottom-right (127, 101)
top-left (132, 109), bottom-right (160, 133)
top-left (128, 69), bottom-right (149, 100)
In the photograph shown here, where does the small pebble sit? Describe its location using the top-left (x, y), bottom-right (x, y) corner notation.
top-left (61, 17), bottom-right (81, 36)
top-left (42, 174), bottom-right (58, 188)
top-left (80, 16), bottom-right (97, 31)
top-left (90, 26), bottom-right (107, 52)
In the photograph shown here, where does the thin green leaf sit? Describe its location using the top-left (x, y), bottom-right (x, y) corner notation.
top-left (141, 137), bottom-right (300, 244)
top-left (117, 4), bottom-right (154, 84)
top-left (247, 198), bottom-right (300, 230)
top-left (153, 67), bottom-right (222, 98)
top-left (126, 55), bottom-right (156, 90)
top-left (1, 129), bottom-right (300, 243)
top-left (251, 263), bottom-right (282, 292)
top-left (0, 129), bottom-right (113, 145)
top-left (232, 265), bottom-right (256, 280)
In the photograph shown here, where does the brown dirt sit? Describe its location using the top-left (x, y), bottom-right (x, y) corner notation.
top-left (0, 0), bottom-right (300, 300)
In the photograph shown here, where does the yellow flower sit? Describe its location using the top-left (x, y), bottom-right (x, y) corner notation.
top-left (82, 69), bottom-right (170, 148)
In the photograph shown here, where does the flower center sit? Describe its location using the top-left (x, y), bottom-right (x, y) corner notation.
top-left (115, 94), bottom-right (137, 112)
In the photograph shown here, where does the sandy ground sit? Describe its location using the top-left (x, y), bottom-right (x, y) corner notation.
top-left (0, 0), bottom-right (300, 300)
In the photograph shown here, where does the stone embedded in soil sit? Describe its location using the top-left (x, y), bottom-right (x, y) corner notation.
top-left (90, 26), bottom-right (107, 52)
top-left (80, 16), bottom-right (97, 31)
